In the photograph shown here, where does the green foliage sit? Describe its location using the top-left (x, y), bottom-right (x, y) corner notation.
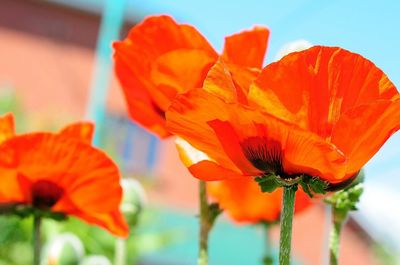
top-left (300, 176), bottom-right (328, 197)
top-left (0, 88), bottom-right (26, 132)
top-left (255, 173), bottom-right (328, 197)
top-left (207, 203), bottom-right (222, 227)
top-left (255, 174), bottom-right (281, 193)
top-left (325, 183), bottom-right (364, 211)
top-left (0, 207), bottom-right (185, 265)
top-left (262, 256), bottom-right (274, 265)
top-left (372, 243), bottom-right (400, 265)
top-left (325, 183), bottom-right (364, 223)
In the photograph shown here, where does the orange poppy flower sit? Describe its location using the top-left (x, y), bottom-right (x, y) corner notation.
top-left (0, 114), bottom-right (129, 237)
top-left (113, 15), bottom-right (269, 138)
top-left (207, 179), bottom-right (310, 223)
top-left (167, 46), bottom-right (400, 186)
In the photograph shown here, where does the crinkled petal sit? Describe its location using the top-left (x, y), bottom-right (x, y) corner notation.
top-left (203, 60), bottom-right (259, 104)
top-left (222, 27), bottom-right (270, 68)
top-left (167, 89), bottom-right (347, 182)
top-left (249, 46), bottom-right (398, 138)
top-left (58, 122), bottom-right (94, 144)
top-left (151, 49), bottom-right (216, 95)
top-left (113, 15), bottom-right (217, 137)
top-left (114, 56), bottom-right (171, 138)
top-left (332, 99), bottom-right (400, 176)
top-left (167, 88), bottom-right (242, 172)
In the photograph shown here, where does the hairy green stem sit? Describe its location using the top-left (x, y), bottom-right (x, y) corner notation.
top-left (279, 185), bottom-right (297, 265)
top-left (198, 180), bottom-right (210, 265)
top-left (33, 215), bottom-right (42, 265)
top-left (329, 209), bottom-right (345, 265)
top-left (114, 238), bottom-right (127, 265)
top-left (263, 223), bottom-right (274, 265)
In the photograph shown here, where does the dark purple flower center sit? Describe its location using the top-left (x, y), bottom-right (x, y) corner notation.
top-left (31, 180), bottom-right (64, 209)
top-left (240, 137), bottom-right (284, 175)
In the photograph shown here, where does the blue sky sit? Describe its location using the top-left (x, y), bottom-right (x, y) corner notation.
top-left (127, 0), bottom-right (400, 85)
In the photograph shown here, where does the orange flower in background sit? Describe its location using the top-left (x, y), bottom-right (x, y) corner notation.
top-left (208, 179), bottom-right (310, 223)
top-left (167, 46), bottom-right (400, 186)
top-left (0, 114), bottom-right (129, 237)
top-left (113, 15), bottom-right (269, 138)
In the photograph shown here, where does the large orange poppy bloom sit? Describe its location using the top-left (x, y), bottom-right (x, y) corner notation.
top-left (0, 114), bottom-right (129, 237)
top-left (113, 15), bottom-right (269, 138)
top-left (167, 46), bottom-right (400, 185)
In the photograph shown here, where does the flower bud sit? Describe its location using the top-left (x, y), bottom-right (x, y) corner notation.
top-left (79, 255), bottom-right (112, 265)
top-left (120, 178), bottom-right (147, 226)
top-left (46, 233), bottom-right (84, 265)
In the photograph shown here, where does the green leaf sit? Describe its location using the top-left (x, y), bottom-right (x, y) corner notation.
top-left (325, 183), bottom-right (364, 223)
top-left (208, 203), bottom-right (222, 226)
top-left (299, 176), bottom-right (328, 197)
top-left (254, 174), bottom-right (280, 193)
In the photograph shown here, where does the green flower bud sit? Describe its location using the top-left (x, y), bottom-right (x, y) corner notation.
top-left (120, 178), bottom-right (147, 226)
top-left (45, 233), bottom-right (84, 265)
top-left (79, 256), bottom-right (112, 265)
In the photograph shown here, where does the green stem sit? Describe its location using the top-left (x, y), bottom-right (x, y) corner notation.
top-left (198, 180), bottom-right (210, 265)
top-left (329, 209), bottom-right (345, 265)
top-left (114, 238), bottom-right (127, 265)
top-left (262, 223), bottom-right (274, 265)
top-left (279, 185), bottom-right (297, 265)
top-left (33, 215), bottom-right (42, 265)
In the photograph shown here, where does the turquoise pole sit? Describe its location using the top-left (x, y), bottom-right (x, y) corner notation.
top-left (86, 0), bottom-right (126, 146)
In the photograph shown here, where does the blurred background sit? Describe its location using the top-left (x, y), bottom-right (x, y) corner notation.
top-left (0, 0), bottom-right (399, 264)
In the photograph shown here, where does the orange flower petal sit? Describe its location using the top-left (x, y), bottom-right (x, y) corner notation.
top-left (188, 160), bottom-right (244, 181)
top-left (249, 46), bottom-right (398, 138)
top-left (0, 171), bottom-right (24, 203)
top-left (208, 179), bottom-right (311, 223)
top-left (151, 49), bottom-right (216, 95)
top-left (114, 56), bottom-right (171, 138)
top-left (0, 113), bottom-right (15, 145)
top-left (175, 137), bottom-right (211, 167)
top-left (125, 15), bottom-right (216, 57)
top-left (58, 122), bottom-right (94, 144)
top-left (222, 27), bottom-right (270, 68)
top-left (166, 88), bottom-right (241, 172)
top-left (167, 89), bottom-right (347, 182)
top-left (175, 137), bottom-right (243, 180)
top-left (0, 133), bottom-right (127, 236)
top-left (332, 99), bottom-right (400, 176)
top-left (113, 15), bottom-right (217, 137)
top-left (113, 41), bottom-right (172, 111)
top-left (203, 60), bottom-right (259, 104)
top-left (208, 179), bottom-right (282, 222)
top-left (72, 210), bottom-right (129, 238)
top-left (207, 120), bottom-right (261, 175)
